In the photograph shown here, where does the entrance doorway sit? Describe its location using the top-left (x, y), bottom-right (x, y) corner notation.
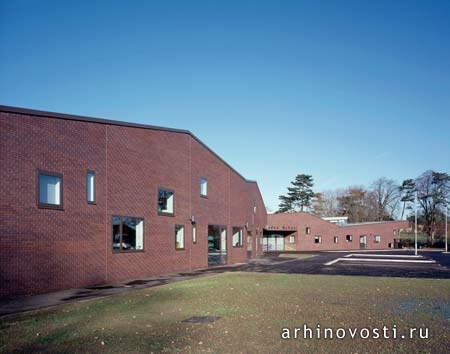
top-left (208, 225), bottom-right (227, 266)
top-left (360, 235), bottom-right (367, 249)
top-left (263, 234), bottom-right (285, 251)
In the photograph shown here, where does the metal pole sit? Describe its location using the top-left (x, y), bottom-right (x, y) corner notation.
top-left (415, 191), bottom-right (418, 256)
top-left (445, 206), bottom-right (448, 253)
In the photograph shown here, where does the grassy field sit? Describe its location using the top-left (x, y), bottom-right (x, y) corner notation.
top-left (1, 273), bottom-right (449, 354)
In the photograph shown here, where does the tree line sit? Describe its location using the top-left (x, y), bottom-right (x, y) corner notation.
top-left (276, 171), bottom-right (450, 243)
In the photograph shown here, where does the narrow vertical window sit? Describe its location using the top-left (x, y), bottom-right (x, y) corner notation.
top-left (37, 170), bottom-right (63, 209)
top-left (232, 227), bottom-right (243, 247)
top-left (334, 236), bottom-right (339, 244)
top-left (200, 177), bottom-right (208, 197)
top-left (175, 224), bottom-right (185, 249)
top-left (192, 224), bottom-right (197, 244)
top-left (87, 171), bottom-right (95, 204)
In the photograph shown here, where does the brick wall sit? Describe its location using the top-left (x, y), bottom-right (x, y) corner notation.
top-left (0, 108), bottom-right (267, 296)
top-left (267, 212), bottom-right (409, 252)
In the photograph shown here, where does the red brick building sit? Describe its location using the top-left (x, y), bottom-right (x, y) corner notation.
top-left (264, 212), bottom-right (409, 252)
top-left (0, 105), bottom-right (267, 296)
top-left (1, 105), bottom-right (411, 296)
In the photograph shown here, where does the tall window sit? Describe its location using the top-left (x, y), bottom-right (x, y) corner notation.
top-left (200, 177), bottom-right (208, 197)
top-left (306, 227), bottom-right (311, 235)
top-left (334, 236), bottom-right (339, 244)
top-left (37, 170), bottom-right (63, 209)
top-left (87, 171), bottom-right (95, 204)
top-left (192, 224), bottom-right (197, 244)
top-left (289, 235), bottom-right (295, 244)
top-left (112, 216), bottom-right (144, 251)
top-left (158, 188), bottom-right (174, 215)
top-left (232, 227), bottom-right (243, 247)
top-left (175, 224), bottom-right (185, 249)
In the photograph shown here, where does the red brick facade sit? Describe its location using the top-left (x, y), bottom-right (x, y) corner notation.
top-left (0, 106), bottom-right (267, 296)
top-left (265, 212), bottom-right (410, 252)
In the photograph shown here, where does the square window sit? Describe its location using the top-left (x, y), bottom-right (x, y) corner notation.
top-left (158, 188), bottom-right (174, 215)
top-left (175, 224), bottom-right (185, 249)
top-left (112, 216), bottom-right (144, 251)
top-left (374, 235), bottom-right (381, 243)
top-left (306, 227), bottom-right (311, 235)
top-left (87, 171), bottom-right (95, 203)
top-left (289, 235), bottom-right (295, 244)
top-left (200, 177), bottom-right (208, 197)
top-left (37, 170), bottom-right (63, 208)
top-left (346, 235), bottom-right (353, 242)
top-left (334, 236), bottom-right (339, 244)
top-left (314, 235), bottom-right (322, 244)
top-left (232, 227), bottom-right (243, 247)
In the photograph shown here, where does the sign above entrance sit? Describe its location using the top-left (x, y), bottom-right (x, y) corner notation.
top-left (265, 225), bottom-right (297, 231)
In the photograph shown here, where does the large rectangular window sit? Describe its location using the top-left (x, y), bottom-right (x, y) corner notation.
top-left (158, 188), bottom-right (174, 215)
top-left (112, 216), bottom-right (144, 251)
top-left (200, 177), bottom-right (208, 197)
top-left (232, 227), bottom-right (243, 247)
top-left (87, 171), bottom-right (95, 204)
top-left (175, 224), bottom-right (185, 249)
top-left (37, 170), bottom-right (63, 209)
top-left (374, 235), bottom-right (381, 243)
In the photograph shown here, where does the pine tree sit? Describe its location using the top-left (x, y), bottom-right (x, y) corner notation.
top-left (277, 174), bottom-right (315, 213)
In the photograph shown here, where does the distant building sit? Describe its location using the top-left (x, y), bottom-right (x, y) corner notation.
top-left (264, 212), bottom-right (409, 252)
top-left (322, 216), bottom-right (348, 226)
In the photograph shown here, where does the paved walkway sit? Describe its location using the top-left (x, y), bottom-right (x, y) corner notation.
top-left (1, 250), bottom-right (449, 316)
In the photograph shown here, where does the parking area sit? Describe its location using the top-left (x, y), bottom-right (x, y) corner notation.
top-left (243, 250), bottom-right (450, 279)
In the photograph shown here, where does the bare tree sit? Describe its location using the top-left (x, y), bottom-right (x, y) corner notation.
top-left (337, 186), bottom-right (368, 223)
top-left (370, 177), bottom-right (400, 221)
top-left (317, 189), bottom-right (345, 217)
top-left (414, 170), bottom-right (450, 242)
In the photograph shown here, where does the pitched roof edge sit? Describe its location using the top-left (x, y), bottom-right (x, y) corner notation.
top-left (0, 104), bottom-right (260, 188)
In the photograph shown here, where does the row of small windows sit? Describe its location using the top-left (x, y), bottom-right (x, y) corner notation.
top-left (38, 170), bottom-right (96, 208)
top-left (112, 218), bottom-right (244, 252)
top-left (37, 170), bottom-right (249, 252)
top-left (37, 170), bottom-right (208, 211)
top-left (288, 234), bottom-right (382, 244)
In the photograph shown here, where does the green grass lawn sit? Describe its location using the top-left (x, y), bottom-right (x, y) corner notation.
top-left (1, 273), bottom-right (449, 354)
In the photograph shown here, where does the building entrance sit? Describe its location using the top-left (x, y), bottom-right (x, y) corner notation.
top-left (208, 225), bottom-right (227, 266)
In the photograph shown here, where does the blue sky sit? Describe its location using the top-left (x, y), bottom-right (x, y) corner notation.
top-left (1, 0), bottom-right (449, 211)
